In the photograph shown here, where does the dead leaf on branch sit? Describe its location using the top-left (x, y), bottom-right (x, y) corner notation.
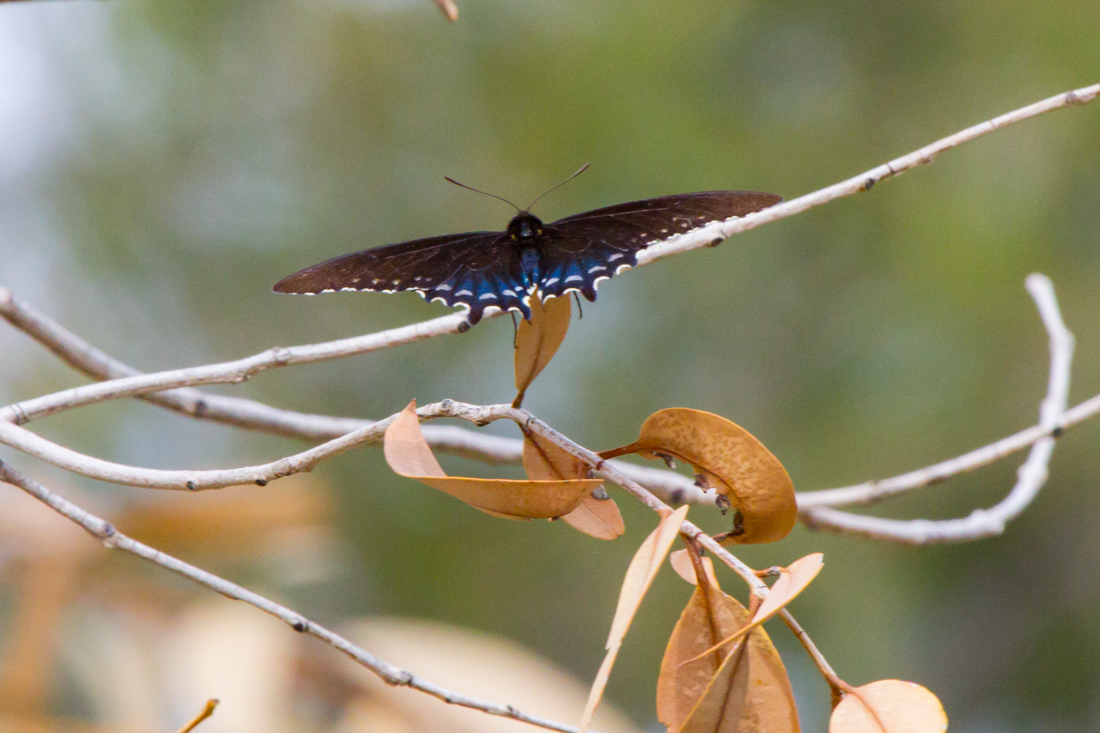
top-left (599, 408), bottom-right (796, 544)
top-left (523, 431), bottom-right (624, 540)
top-left (659, 545), bottom-right (799, 733)
top-left (830, 680), bottom-right (947, 733)
top-left (679, 553), bottom-right (824, 668)
top-left (669, 549), bottom-right (720, 587)
top-left (513, 294), bottom-right (572, 407)
top-left (579, 505), bottom-right (690, 732)
top-left (383, 401), bottom-right (601, 519)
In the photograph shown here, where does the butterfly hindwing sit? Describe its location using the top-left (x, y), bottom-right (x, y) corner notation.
top-left (536, 190), bottom-right (782, 301)
top-left (273, 231), bottom-right (532, 324)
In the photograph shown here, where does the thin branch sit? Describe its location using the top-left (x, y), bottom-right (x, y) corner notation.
top-left (7, 277), bottom-right (1100, 510)
top-left (0, 400), bottom-right (499, 490)
top-left (0, 301), bottom-right (470, 425)
top-left (3, 84), bottom-right (1096, 430)
top-left (0, 460), bottom-right (594, 733)
top-left (800, 274), bottom-right (1075, 543)
top-left (635, 83), bottom-right (1100, 266)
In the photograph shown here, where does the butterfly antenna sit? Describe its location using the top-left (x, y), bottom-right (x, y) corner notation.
top-left (444, 176), bottom-right (522, 213)
top-left (525, 163), bottom-right (590, 212)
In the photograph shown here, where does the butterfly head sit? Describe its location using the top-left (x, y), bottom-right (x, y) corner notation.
top-left (507, 213), bottom-right (544, 245)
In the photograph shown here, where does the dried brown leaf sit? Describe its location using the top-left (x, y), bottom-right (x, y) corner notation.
top-left (830, 680), bottom-right (947, 733)
top-left (676, 624), bottom-right (800, 733)
top-left (513, 294), bottom-right (572, 407)
top-left (669, 549), bottom-right (719, 587)
top-left (658, 566), bottom-right (799, 733)
top-left (579, 505), bottom-right (690, 732)
top-left (680, 553), bottom-right (824, 667)
top-left (561, 494), bottom-right (626, 540)
top-left (384, 402), bottom-right (601, 519)
top-left (599, 409), bottom-right (796, 544)
top-left (749, 553), bottom-right (824, 626)
top-left (523, 432), bottom-right (623, 540)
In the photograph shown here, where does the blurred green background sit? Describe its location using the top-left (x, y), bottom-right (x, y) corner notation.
top-left (1, 0), bottom-right (1098, 730)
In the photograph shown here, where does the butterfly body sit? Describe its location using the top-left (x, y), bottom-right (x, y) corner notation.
top-left (274, 190), bottom-right (781, 325)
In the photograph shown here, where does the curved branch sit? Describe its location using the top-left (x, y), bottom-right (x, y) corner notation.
top-left (800, 274), bottom-right (1075, 543)
top-left (0, 460), bottom-right (589, 733)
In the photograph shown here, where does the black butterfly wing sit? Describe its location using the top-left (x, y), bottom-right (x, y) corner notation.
top-left (536, 191), bottom-right (782, 301)
top-left (273, 231), bottom-right (532, 324)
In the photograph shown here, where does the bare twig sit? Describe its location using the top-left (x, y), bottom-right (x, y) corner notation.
top-left (0, 302), bottom-right (470, 425)
top-left (4, 85), bottom-right (1096, 430)
top-left (0, 460), bottom-right (595, 733)
top-left (636, 83), bottom-right (1100, 266)
top-left (800, 274), bottom-right (1074, 543)
top-left (176, 699), bottom-right (219, 733)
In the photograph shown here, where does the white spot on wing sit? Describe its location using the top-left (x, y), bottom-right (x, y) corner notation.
top-left (564, 275), bottom-right (583, 284)
top-left (455, 289), bottom-right (473, 297)
top-left (436, 284), bottom-right (452, 291)
top-left (479, 293), bottom-right (497, 300)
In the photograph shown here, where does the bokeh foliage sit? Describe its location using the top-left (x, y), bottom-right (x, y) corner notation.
top-left (0, 0), bottom-right (1098, 730)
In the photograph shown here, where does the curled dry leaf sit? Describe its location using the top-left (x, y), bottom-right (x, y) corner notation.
top-left (384, 402), bottom-right (601, 519)
top-left (513, 294), bottom-right (572, 407)
top-left (830, 680), bottom-right (947, 733)
top-left (523, 431), bottom-right (624, 540)
top-left (658, 554), bottom-right (799, 733)
top-left (599, 408), bottom-right (796, 544)
top-left (579, 505), bottom-right (690, 733)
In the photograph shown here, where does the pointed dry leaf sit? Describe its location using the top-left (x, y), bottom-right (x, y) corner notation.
top-left (523, 432), bottom-right (624, 539)
top-left (669, 549), bottom-right (719, 587)
top-left (579, 505), bottom-right (690, 732)
top-left (599, 409), bottom-right (796, 544)
top-left (830, 680), bottom-right (947, 733)
top-left (658, 577), bottom-right (799, 733)
top-left (676, 624), bottom-right (800, 733)
top-left (680, 553), bottom-right (825, 667)
top-left (384, 402), bottom-right (602, 519)
top-left (561, 494), bottom-right (626, 540)
top-left (513, 294), bottom-right (572, 407)
top-left (750, 553), bottom-right (824, 625)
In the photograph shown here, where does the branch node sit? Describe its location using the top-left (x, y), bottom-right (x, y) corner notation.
top-left (255, 478), bottom-right (268, 486)
top-left (457, 320), bottom-right (471, 334)
top-left (186, 481), bottom-right (198, 491)
top-left (292, 619), bottom-right (308, 632)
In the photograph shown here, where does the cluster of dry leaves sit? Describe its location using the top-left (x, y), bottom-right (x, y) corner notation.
top-left (381, 297), bottom-right (949, 732)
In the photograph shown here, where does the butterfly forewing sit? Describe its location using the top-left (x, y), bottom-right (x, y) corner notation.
top-left (273, 231), bottom-right (532, 324)
top-left (536, 191), bottom-right (782, 301)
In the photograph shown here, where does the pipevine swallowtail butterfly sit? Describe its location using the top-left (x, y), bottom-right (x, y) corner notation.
top-left (273, 170), bottom-right (780, 326)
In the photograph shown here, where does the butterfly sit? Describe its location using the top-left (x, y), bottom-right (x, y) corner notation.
top-left (273, 172), bottom-right (781, 326)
